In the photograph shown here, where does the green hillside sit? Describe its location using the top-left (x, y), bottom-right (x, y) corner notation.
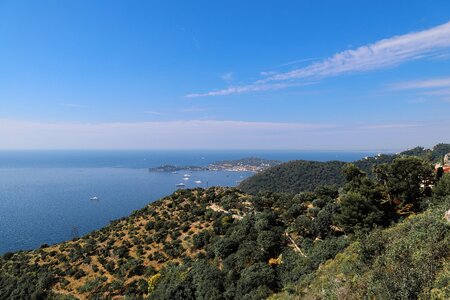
top-left (1, 152), bottom-right (449, 299)
top-left (238, 160), bottom-right (346, 194)
top-left (239, 144), bottom-right (450, 195)
top-left (272, 198), bottom-right (450, 299)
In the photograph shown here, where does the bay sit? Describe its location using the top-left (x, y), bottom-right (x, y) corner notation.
top-left (0, 150), bottom-right (378, 253)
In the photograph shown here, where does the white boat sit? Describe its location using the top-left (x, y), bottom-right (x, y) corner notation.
top-left (176, 183), bottom-right (185, 187)
top-left (183, 177), bottom-right (189, 181)
top-left (184, 174), bottom-right (191, 177)
top-left (172, 171), bottom-right (178, 174)
top-left (90, 196), bottom-right (99, 201)
top-left (194, 180), bottom-right (202, 184)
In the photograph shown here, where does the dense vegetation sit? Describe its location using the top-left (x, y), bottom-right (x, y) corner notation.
top-left (273, 198), bottom-right (450, 299)
top-left (0, 187), bottom-right (251, 299)
top-left (1, 146), bottom-right (449, 299)
top-left (239, 144), bottom-right (450, 194)
top-left (239, 160), bottom-right (346, 194)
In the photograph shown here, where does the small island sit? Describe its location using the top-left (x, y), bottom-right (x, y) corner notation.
top-left (148, 157), bottom-right (282, 173)
top-left (148, 165), bottom-right (208, 172)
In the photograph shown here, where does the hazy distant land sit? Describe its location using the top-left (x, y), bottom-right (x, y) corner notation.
top-left (148, 157), bottom-right (282, 173)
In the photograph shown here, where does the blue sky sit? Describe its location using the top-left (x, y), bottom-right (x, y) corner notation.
top-left (1, 1), bottom-right (450, 150)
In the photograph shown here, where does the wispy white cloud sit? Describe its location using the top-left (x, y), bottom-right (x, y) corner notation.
top-left (430, 52), bottom-right (450, 61)
top-left (262, 57), bottom-right (322, 71)
top-left (188, 21), bottom-right (450, 97)
top-left (390, 77), bottom-right (450, 90)
top-left (390, 77), bottom-right (450, 104)
top-left (186, 82), bottom-right (313, 98)
top-left (59, 103), bottom-right (88, 108)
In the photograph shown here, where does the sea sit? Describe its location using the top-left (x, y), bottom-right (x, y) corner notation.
top-left (0, 150), bottom-right (378, 254)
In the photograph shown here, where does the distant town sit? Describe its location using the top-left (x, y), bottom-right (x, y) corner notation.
top-left (148, 157), bottom-right (282, 173)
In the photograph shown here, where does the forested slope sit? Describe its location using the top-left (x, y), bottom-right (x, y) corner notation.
top-left (272, 197), bottom-right (450, 299)
top-left (1, 152), bottom-right (449, 299)
top-left (238, 160), bottom-right (346, 194)
top-left (239, 144), bottom-right (450, 194)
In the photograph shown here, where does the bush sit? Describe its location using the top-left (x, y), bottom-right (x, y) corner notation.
top-left (434, 174), bottom-right (450, 197)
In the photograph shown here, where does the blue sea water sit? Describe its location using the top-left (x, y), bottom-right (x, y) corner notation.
top-left (0, 150), bottom-right (378, 254)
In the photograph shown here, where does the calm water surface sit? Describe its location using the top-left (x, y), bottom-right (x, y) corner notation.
top-left (0, 150), bottom-right (378, 253)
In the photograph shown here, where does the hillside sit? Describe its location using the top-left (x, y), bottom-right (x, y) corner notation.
top-left (239, 144), bottom-right (450, 194)
top-left (238, 160), bottom-right (346, 194)
top-left (1, 153), bottom-right (449, 299)
top-left (272, 198), bottom-right (450, 299)
top-left (0, 187), bottom-right (252, 299)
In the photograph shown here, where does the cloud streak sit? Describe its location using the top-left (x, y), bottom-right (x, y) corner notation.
top-left (391, 77), bottom-right (450, 90)
top-left (186, 82), bottom-right (313, 98)
top-left (188, 21), bottom-right (450, 97)
top-left (390, 77), bottom-right (450, 103)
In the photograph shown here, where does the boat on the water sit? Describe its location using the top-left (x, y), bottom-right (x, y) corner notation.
top-left (183, 177), bottom-right (189, 181)
top-left (176, 183), bottom-right (185, 187)
top-left (194, 180), bottom-right (202, 184)
top-left (184, 174), bottom-right (191, 177)
top-left (90, 196), bottom-right (99, 201)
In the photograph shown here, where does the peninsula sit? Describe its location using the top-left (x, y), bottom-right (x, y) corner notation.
top-left (148, 157), bottom-right (282, 173)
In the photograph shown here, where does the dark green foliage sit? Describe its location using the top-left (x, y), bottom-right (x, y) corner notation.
top-left (435, 173), bottom-right (450, 197)
top-left (342, 163), bottom-right (366, 182)
top-left (240, 145), bottom-right (450, 195)
top-left (310, 201), bottom-right (339, 238)
top-left (257, 230), bottom-right (281, 256)
top-left (1, 148), bottom-right (449, 299)
top-left (2, 252), bottom-right (14, 260)
top-left (214, 238), bottom-right (239, 259)
top-left (374, 156), bottom-right (434, 208)
top-left (336, 192), bottom-right (384, 232)
top-left (190, 261), bottom-right (224, 300)
top-left (400, 146), bottom-right (430, 158)
top-left (192, 231), bottom-right (211, 250)
top-left (293, 196), bottom-right (450, 300)
top-left (239, 160), bottom-right (347, 194)
top-left (114, 245), bottom-right (129, 258)
top-left (145, 221), bottom-right (155, 231)
top-left (430, 143), bottom-right (450, 162)
top-left (236, 263), bottom-right (277, 299)
top-left (213, 215), bottom-right (234, 235)
top-left (0, 253), bottom-right (56, 299)
top-left (77, 276), bottom-right (107, 293)
top-left (149, 264), bottom-right (195, 300)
